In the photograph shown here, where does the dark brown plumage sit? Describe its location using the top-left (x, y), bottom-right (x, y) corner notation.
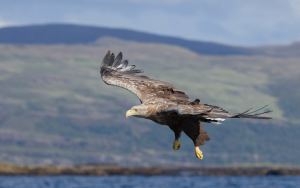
top-left (100, 50), bottom-right (272, 159)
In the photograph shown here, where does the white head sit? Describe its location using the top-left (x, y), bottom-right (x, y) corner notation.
top-left (125, 105), bottom-right (150, 117)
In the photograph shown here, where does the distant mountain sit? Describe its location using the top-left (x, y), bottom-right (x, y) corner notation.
top-left (255, 42), bottom-right (300, 58)
top-left (0, 24), bottom-right (262, 56)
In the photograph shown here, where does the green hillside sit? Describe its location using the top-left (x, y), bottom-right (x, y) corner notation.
top-left (0, 37), bottom-right (299, 166)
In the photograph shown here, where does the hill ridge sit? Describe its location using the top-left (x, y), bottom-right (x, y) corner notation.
top-left (0, 24), bottom-right (261, 56)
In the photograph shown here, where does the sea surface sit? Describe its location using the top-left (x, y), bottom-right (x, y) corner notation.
top-left (0, 175), bottom-right (299, 188)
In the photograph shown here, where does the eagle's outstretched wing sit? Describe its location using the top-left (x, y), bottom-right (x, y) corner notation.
top-left (100, 51), bottom-right (272, 120)
top-left (100, 50), bottom-right (190, 104)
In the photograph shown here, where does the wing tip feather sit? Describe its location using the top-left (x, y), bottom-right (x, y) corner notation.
top-left (100, 50), bottom-right (144, 76)
top-left (233, 106), bottom-right (273, 119)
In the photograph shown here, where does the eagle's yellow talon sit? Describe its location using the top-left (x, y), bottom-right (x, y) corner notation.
top-left (195, 147), bottom-right (203, 160)
top-left (173, 140), bottom-right (181, 150)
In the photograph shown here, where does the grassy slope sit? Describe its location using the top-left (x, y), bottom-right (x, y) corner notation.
top-left (0, 37), bottom-right (299, 166)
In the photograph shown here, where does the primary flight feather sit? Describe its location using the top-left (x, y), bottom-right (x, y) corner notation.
top-left (100, 50), bottom-right (272, 160)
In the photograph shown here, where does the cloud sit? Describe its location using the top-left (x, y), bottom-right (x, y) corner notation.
top-left (288, 0), bottom-right (300, 18)
top-left (0, 17), bottom-right (9, 28)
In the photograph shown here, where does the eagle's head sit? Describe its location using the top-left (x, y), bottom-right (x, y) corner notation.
top-left (126, 105), bottom-right (150, 117)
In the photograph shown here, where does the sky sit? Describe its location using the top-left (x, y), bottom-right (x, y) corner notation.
top-left (0, 0), bottom-right (300, 46)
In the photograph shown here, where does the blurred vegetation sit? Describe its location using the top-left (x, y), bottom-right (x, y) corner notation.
top-left (0, 37), bottom-right (299, 166)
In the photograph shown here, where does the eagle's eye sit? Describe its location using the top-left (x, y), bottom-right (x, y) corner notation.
top-left (134, 109), bottom-right (138, 112)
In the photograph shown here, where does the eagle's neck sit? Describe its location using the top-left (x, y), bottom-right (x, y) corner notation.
top-left (135, 104), bottom-right (158, 117)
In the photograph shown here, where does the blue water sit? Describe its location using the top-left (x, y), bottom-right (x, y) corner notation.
top-left (0, 175), bottom-right (299, 188)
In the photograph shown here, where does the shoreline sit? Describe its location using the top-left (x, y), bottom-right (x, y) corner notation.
top-left (0, 163), bottom-right (300, 176)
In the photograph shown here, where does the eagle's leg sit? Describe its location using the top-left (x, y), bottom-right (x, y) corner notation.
top-left (173, 140), bottom-right (181, 150)
top-left (195, 147), bottom-right (203, 160)
top-left (180, 118), bottom-right (209, 160)
top-left (168, 125), bottom-right (182, 150)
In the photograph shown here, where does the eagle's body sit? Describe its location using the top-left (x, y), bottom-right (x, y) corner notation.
top-left (100, 51), bottom-right (272, 159)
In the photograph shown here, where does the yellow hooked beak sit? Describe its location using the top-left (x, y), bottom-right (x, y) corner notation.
top-left (126, 109), bottom-right (138, 118)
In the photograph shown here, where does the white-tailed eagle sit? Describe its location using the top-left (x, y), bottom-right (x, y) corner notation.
top-left (100, 51), bottom-right (272, 160)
